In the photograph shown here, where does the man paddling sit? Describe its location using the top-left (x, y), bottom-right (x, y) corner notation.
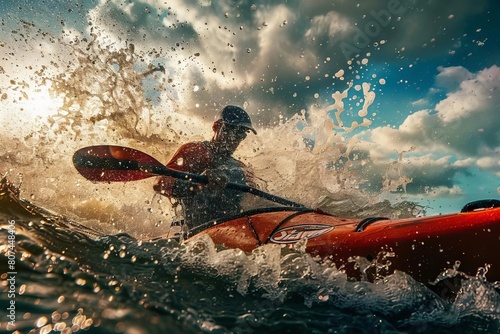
top-left (153, 105), bottom-right (257, 231)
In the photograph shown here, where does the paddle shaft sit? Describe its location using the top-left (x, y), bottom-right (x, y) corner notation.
top-left (146, 164), bottom-right (304, 207)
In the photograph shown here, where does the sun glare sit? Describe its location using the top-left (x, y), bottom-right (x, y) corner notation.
top-left (1, 81), bottom-right (64, 136)
top-left (21, 85), bottom-right (63, 118)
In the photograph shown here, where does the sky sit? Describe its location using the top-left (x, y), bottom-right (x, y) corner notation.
top-left (1, 0), bottom-right (499, 215)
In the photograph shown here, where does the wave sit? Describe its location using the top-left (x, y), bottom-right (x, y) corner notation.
top-left (1, 176), bottom-right (499, 333)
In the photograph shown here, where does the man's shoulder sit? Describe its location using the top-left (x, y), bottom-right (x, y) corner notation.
top-left (171, 141), bottom-right (213, 170)
top-left (177, 141), bottom-right (210, 154)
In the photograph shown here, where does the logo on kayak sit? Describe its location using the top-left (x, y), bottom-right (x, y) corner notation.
top-left (270, 224), bottom-right (334, 244)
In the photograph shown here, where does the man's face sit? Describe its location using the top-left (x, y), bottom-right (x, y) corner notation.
top-left (217, 124), bottom-right (249, 155)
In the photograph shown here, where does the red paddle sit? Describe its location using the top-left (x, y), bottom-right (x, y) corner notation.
top-left (73, 145), bottom-right (305, 208)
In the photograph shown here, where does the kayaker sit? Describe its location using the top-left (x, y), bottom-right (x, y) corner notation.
top-left (153, 105), bottom-right (257, 232)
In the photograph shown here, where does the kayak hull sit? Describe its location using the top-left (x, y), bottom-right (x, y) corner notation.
top-left (188, 205), bottom-right (500, 284)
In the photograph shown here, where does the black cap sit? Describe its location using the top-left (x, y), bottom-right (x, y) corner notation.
top-left (217, 105), bottom-right (257, 134)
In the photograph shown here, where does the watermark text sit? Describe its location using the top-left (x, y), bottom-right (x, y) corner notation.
top-left (5, 219), bottom-right (17, 329)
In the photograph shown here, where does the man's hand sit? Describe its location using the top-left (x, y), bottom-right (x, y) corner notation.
top-left (204, 169), bottom-right (229, 190)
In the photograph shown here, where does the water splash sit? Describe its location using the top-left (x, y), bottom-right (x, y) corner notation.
top-left (1, 184), bottom-right (498, 333)
top-left (431, 260), bottom-right (469, 285)
top-left (1, 21), bottom-right (421, 239)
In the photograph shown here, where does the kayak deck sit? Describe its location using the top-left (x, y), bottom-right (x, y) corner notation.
top-left (188, 203), bottom-right (500, 284)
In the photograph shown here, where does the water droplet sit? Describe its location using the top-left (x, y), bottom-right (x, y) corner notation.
top-left (40, 324), bottom-right (53, 334)
top-left (36, 316), bottom-right (48, 328)
top-left (52, 311), bottom-right (61, 322)
top-left (75, 278), bottom-right (86, 286)
top-left (54, 322), bottom-right (66, 331)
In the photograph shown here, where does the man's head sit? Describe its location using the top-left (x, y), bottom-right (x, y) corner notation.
top-left (215, 105), bottom-right (257, 134)
top-left (212, 105), bottom-right (256, 155)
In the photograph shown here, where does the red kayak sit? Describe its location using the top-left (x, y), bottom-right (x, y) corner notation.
top-left (72, 146), bottom-right (500, 286)
top-left (187, 200), bottom-right (500, 284)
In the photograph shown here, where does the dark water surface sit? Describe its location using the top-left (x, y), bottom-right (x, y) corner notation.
top-left (1, 178), bottom-right (500, 334)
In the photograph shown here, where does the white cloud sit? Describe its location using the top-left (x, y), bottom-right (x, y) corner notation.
top-left (352, 65), bottom-right (500, 194)
top-left (477, 157), bottom-right (500, 175)
top-left (367, 65), bottom-right (500, 158)
top-left (424, 185), bottom-right (464, 198)
top-left (366, 109), bottom-right (440, 156)
top-left (411, 98), bottom-right (428, 106)
top-left (435, 66), bottom-right (474, 92)
top-left (452, 158), bottom-right (476, 168)
top-left (305, 11), bottom-right (353, 41)
top-left (435, 66), bottom-right (499, 123)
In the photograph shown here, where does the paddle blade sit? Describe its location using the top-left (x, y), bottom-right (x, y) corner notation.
top-left (73, 145), bottom-right (163, 182)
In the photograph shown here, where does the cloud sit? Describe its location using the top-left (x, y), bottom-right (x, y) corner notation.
top-left (3, 0), bottom-right (493, 127)
top-left (305, 11), bottom-right (352, 40)
top-left (353, 65), bottom-right (500, 193)
top-left (411, 98), bottom-right (428, 107)
top-left (350, 152), bottom-right (470, 195)
top-left (435, 66), bottom-right (474, 92)
top-left (477, 157), bottom-right (500, 175)
top-left (5, 0), bottom-right (497, 143)
top-left (424, 185), bottom-right (464, 198)
top-left (365, 65), bottom-right (500, 157)
top-left (452, 158), bottom-right (476, 168)
top-left (398, 155), bottom-right (468, 194)
top-left (77, 0), bottom-right (494, 125)
top-left (434, 65), bottom-right (500, 157)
